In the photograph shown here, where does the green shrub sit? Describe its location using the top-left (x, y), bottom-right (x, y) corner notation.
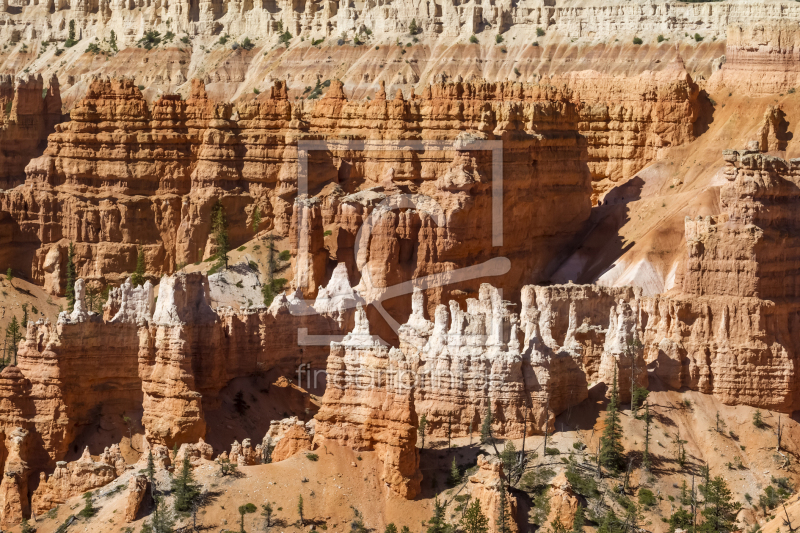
top-left (532, 41), bottom-right (539, 46)
top-left (536, 27), bottom-right (545, 37)
top-left (657, 34), bottom-right (665, 42)
top-left (469, 35), bottom-right (478, 44)
top-left (544, 447), bottom-right (560, 455)
top-left (633, 37), bottom-right (643, 45)
top-left (638, 488), bottom-right (656, 507)
top-left (312, 38), bottom-right (325, 46)
top-left (241, 37), bottom-right (255, 50)
top-left (181, 36), bottom-right (190, 44)
top-left (694, 33), bottom-right (703, 41)
top-left (306, 453), bottom-right (319, 461)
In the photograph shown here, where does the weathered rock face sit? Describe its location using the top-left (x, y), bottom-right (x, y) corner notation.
top-left (640, 149), bottom-right (800, 412)
top-left (709, 20), bottom-right (800, 96)
top-left (262, 417), bottom-right (315, 463)
top-left (554, 60), bottom-right (700, 201)
top-left (313, 305), bottom-right (422, 499)
top-left (0, 75), bottom-right (62, 190)
top-left (545, 472), bottom-right (580, 529)
top-left (0, 428), bottom-right (30, 528)
top-left (174, 439), bottom-right (214, 467)
top-left (466, 455), bottom-right (518, 533)
top-left (0, 270), bottom-right (340, 524)
top-left (0, 77), bottom-right (591, 312)
top-left (31, 445), bottom-right (125, 514)
top-left (124, 474), bottom-right (148, 523)
top-left (388, 284), bottom-right (642, 439)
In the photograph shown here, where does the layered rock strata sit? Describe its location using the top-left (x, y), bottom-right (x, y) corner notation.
top-left (0, 270), bottom-right (339, 524)
top-left (313, 305), bottom-right (423, 499)
top-left (641, 149), bottom-right (800, 411)
top-left (0, 75), bottom-right (62, 190)
top-left (467, 455), bottom-right (519, 533)
top-left (709, 20), bottom-right (800, 96)
top-left (0, 77), bottom-right (591, 312)
top-left (31, 445), bottom-right (125, 514)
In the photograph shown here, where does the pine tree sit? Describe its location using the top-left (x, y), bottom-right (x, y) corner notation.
top-left (20, 304), bottom-right (28, 329)
top-left (409, 18), bottom-right (419, 35)
top-left (261, 502), bottom-right (274, 531)
top-left (500, 440), bottom-right (516, 475)
top-left (211, 201), bottom-right (229, 272)
top-left (149, 494), bottom-right (176, 533)
top-left (79, 491), bottom-right (96, 518)
top-left (597, 509), bottom-right (622, 533)
top-left (297, 494), bottom-right (304, 526)
top-left (5, 316), bottom-right (21, 366)
top-left (419, 413), bottom-right (427, 450)
top-left (480, 405), bottom-right (493, 445)
top-left (642, 401), bottom-right (652, 472)
top-left (448, 457), bottom-right (461, 486)
top-left (426, 498), bottom-right (450, 533)
top-left (252, 205), bottom-right (262, 233)
top-left (698, 476), bottom-right (741, 533)
top-left (172, 454), bottom-right (200, 512)
top-left (385, 524), bottom-right (399, 533)
top-left (600, 363), bottom-right (624, 473)
top-left (571, 505), bottom-right (585, 533)
top-left (131, 247), bottom-right (146, 287)
top-left (66, 242), bottom-right (76, 312)
top-left (5, 267), bottom-right (11, 281)
top-left (460, 500), bottom-right (489, 533)
top-left (239, 503), bottom-right (257, 533)
top-left (146, 449), bottom-right (156, 495)
top-left (496, 482), bottom-right (511, 533)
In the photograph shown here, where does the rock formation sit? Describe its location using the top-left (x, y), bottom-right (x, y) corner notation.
top-left (0, 428), bottom-right (30, 528)
top-left (466, 455), bottom-right (518, 533)
top-left (313, 304), bottom-right (422, 499)
top-left (545, 472), bottom-right (580, 529)
top-left (124, 474), bottom-right (148, 523)
top-left (31, 445), bottom-right (125, 514)
top-left (261, 417), bottom-right (315, 463)
top-left (0, 75), bottom-right (62, 190)
top-left (641, 149), bottom-right (800, 412)
top-left (0, 77), bottom-right (591, 312)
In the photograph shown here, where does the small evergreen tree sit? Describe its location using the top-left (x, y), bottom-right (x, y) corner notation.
top-left (66, 20), bottom-right (78, 46)
top-left (418, 413), bottom-right (427, 450)
top-left (146, 450), bottom-right (156, 481)
top-left (239, 503), bottom-right (257, 533)
top-left (261, 502), bottom-right (274, 531)
top-left (448, 457), bottom-right (461, 486)
top-left (110, 29), bottom-right (118, 51)
top-left (211, 201), bottom-right (229, 272)
top-left (5, 267), bottom-right (11, 281)
top-left (66, 242), bottom-right (76, 312)
top-left (297, 494), bottom-right (304, 526)
top-left (172, 454), bottom-right (200, 512)
top-left (79, 491), bottom-right (96, 518)
top-left (698, 476), bottom-right (741, 533)
top-left (668, 508), bottom-right (693, 532)
top-left (131, 247), bottom-right (146, 287)
top-left (496, 482), bottom-right (511, 533)
top-left (500, 440), bottom-right (516, 474)
top-left (753, 410), bottom-right (764, 428)
top-left (597, 509), bottom-right (622, 533)
top-left (460, 500), bottom-right (489, 533)
top-left (480, 405), bottom-right (493, 445)
top-left (642, 401), bottom-right (652, 472)
top-left (426, 498), bottom-right (450, 533)
top-left (21, 304), bottom-right (28, 329)
top-left (252, 206), bottom-right (262, 233)
top-left (600, 363), bottom-right (624, 472)
top-left (409, 18), bottom-right (419, 35)
top-left (571, 505), bottom-right (585, 533)
top-left (385, 524), bottom-right (399, 533)
top-left (5, 316), bottom-right (21, 366)
top-left (149, 494), bottom-right (176, 533)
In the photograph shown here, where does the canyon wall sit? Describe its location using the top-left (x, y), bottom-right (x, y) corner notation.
top-left (0, 77), bottom-right (591, 312)
top-left (0, 74), bottom-right (61, 190)
top-left (641, 149), bottom-right (800, 412)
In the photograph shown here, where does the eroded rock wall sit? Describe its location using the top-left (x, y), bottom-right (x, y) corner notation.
top-left (0, 77), bottom-right (591, 311)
